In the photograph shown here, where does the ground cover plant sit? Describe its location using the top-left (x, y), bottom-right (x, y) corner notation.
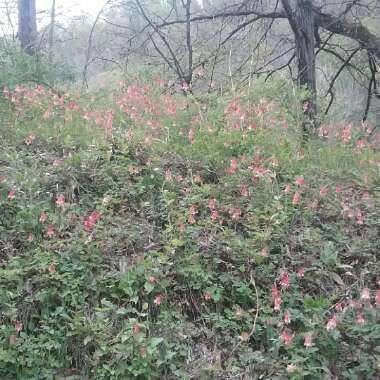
top-left (0, 79), bottom-right (379, 379)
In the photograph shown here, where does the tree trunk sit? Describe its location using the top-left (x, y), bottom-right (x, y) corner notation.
top-left (18, 0), bottom-right (37, 54)
top-left (48, 0), bottom-right (56, 63)
top-left (294, 1), bottom-right (316, 115)
top-left (282, 0), bottom-right (317, 132)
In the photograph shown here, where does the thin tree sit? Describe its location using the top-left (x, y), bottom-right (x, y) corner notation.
top-left (17, 0), bottom-right (37, 54)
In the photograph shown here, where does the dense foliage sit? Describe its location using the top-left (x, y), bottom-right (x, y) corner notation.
top-left (0, 79), bottom-right (379, 379)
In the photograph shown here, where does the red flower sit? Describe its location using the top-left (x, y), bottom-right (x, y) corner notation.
top-left (284, 310), bottom-right (291, 325)
top-left (279, 271), bottom-right (290, 289)
top-left (279, 329), bottom-right (294, 346)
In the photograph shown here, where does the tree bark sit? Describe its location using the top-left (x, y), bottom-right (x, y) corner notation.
top-left (282, 0), bottom-right (317, 130)
top-left (17, 0), bottom-right (37, 54)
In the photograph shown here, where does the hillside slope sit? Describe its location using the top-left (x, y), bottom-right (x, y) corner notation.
top-left (0, 81), bottom-right (379, 379)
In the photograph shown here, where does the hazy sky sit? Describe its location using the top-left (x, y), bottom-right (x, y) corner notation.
top-left (37, 0), bottom-right (106, 17)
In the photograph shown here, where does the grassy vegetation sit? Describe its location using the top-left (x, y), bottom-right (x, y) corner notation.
top-left (0, 79), bottom-right (379, 379)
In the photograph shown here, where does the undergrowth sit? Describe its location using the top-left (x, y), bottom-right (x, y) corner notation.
top-left (0, 80), bottom-right (379, 379)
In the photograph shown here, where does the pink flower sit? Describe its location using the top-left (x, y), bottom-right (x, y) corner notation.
top-left (229, 208), bottom-right (241, 220)
top-left (356, 313), bottom-right (365, 325)
top-left (188, 128), bottom-right (195, 144)
top-left (48, 262), bottom-right (56, 274)
top-left (39, 211), bottom-right (47, 223)
top-left (304, 333), bottom-right (313, 348)
top-left (360, 288), bottom-right (370, 301)
top-left (272, 284), bottom-right (282, 312)
top-left (56, 195), bottom-right (65, 207)
top-left (279, 329), bottom-right (294, 346)
top-left (133, 324), bottom-right (141, 334)
top-left (284, 184), bottom-right (292, 193)
top-left (227, 158), bottom-right (238, 175)
top-left (296, 267), bottom-right (305, 278)
top-left (84, 211), bottom-right (101, 232)
top-left (211, 210), bottom-right (219, 221)
top-left (27, 233), bottom-right (34, 242)
top-left (208, 198), bottom-right (217, 210)
top-left (25, 134), bottom-right (36, 145)
top-left (361, 191), bottom-right (370, 201)
top-left (165, 169), bottom-right (172, 182)
top-left (335, 185), bottom-right (343, 193)
top-left (15, 321), bottom-right (23, 333)
top-left (286, 364), bottom-right (297, 373)
top-left (292, 191), bottom-right (301, 205)
top-left (318, 126), bottom-right (329, 138)
top-left (342, 124), bottom-right (352, 143)
top-left (260, 246), bottom-right (269, 257)
top-left (204, 292), bottom-right (212, 301)
top-left (375, 289), bottom-right (380, 307)
top-left (279, 271), bottom-right (290, 289)
top-left (326, 314), bottom-right (337, 330)
top-left (7, 188), bottom-right (16, 200)
top-left (356, 210), bottom-right (364, 225)
top-left (193, 175), bottom-right (203, 184)
top-left (188, 205), bottom-right (198, 224)
top-left (154, 295), bottom-right (162, 305)
top-left (335, 302), bottom-right (344, 313)
top-left (284, 310), bottom-right (291, 324)
top-left (319, 186), bottom-right (329, 197)
top-left (46, 224), bottom-right (55, 238)
top-left (350, 299), bottom-right (362, 309)
top-left (240, 184), bottom-right (250, 197)
top-left (295, 177), bottom-right (305, 186)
